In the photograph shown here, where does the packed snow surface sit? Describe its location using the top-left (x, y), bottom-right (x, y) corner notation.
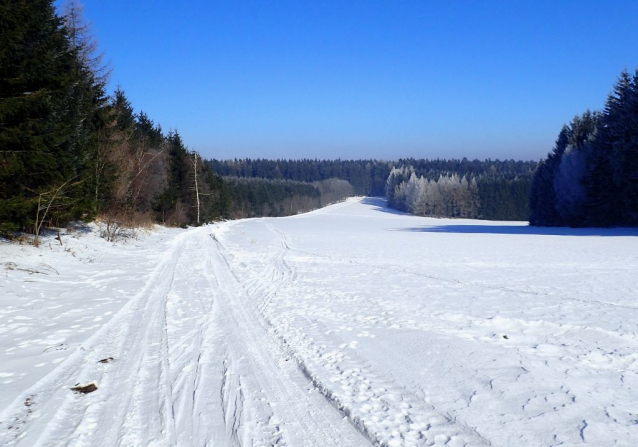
top-left (1, 197), bottom-right (637, 446)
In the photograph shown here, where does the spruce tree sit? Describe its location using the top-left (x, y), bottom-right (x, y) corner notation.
top-left (583, 70), bottom-right (638, 226)
top-left (59, 0), bottom-right (109, 222)
top-left (529, 127), bottom-right (569, 226)
top-left (0, 0), bottom-right (77, 233)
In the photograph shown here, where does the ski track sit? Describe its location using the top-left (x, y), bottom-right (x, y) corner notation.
top-left (0, 223), bottom-right (367, 446)
top-left (1, 197), bottom-right (637, 446)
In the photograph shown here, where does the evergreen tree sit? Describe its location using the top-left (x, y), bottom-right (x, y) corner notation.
top-left (604, 70), bottom-right (638, 224)
top-left (529, 126), bottom-right (570, 226)
top-left (553, 112), bottom-right (600, 226)
top-left (60, 0), bottom-right (109, 221)
top-left (531, 68), bottom-right (638, 228)
top-left (579, 72), bottom-right (634, 226)
top-left (0, 0), bottom-right (78, 233)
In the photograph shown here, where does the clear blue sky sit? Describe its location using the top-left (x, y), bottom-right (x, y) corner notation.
top-left (56, 0), bottom-right (638, 161)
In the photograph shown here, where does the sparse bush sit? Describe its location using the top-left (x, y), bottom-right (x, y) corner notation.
top-left (96, 209), bottom-right (154, 242)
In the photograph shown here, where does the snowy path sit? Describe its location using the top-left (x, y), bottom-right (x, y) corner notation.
top-left (1, 197), bottom-right (638, 446)
top-left (0, 224), bottom-right (365, 446)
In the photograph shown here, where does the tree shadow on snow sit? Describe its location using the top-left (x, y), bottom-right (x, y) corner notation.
top-left (360, 197), bottom-right (411, 216)
top-left (391, 224), bottom-right (638, 237)
top-left (362, 197), bottom-right (638, 236)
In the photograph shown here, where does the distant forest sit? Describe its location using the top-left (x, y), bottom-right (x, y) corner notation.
top-left (212, 158), bottom-right (537, 221)
top-left (209, 159), bottom-right (390, 196)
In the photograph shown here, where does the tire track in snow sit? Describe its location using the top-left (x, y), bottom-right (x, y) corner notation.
top-left (38, 236), bottom-right (184, 446)
top-left (1, 226), bottom-right (296, 446)
top-left (0, 230), bottom-right (193, 446)
top-left (207, 230), bottom-right (370, 447)
top-left (217, 220), bottom-right (491, 446)
top-left (173, 230), bottom-right (285, 446)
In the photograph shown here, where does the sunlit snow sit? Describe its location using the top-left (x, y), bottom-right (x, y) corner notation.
top-left (1, 198), bottom-right (637, 446)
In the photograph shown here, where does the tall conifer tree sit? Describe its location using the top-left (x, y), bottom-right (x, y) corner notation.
top-left (0, 0), bottom-right (77, 233)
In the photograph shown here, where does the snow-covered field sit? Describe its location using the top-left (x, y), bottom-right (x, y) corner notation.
top-left (1, 197), bottom-right (637, 446)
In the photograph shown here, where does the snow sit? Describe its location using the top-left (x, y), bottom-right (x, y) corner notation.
top-left (1, 197), bottom-right (638, 446)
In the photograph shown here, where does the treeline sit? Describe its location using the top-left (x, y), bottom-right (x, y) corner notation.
top-left (210, 158), bottom-right (536, 220)
top-left (0, 1), bottom-right (228, 238)
top-left (6, 1), bottom-right (588, 235)
top-left (530, 69), bottom-right (638, 227)
top-left (394, 158), bottom-right (535, 179)
top-left (209, 159), bottom-right (391, 196)
top-left (223, 178), bottom-right (353, 219)
top-left (97, 92), bottom-right (230, 231)
top-left (386, 161), bottom-right (535, 221)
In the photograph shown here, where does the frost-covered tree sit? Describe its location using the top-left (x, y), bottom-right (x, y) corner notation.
top-left (386, 168), bottom-right (480, 218)
top-left (411, 176), bottom-right (429, 216)
top-left (386, 165), bottom-right (413, 210)
top-left (405, 172), bottom-right (421, 213)
top-left (422, 178), bottom-right (442, 216)
top-left (393, 182), bottom-right (408, 211)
